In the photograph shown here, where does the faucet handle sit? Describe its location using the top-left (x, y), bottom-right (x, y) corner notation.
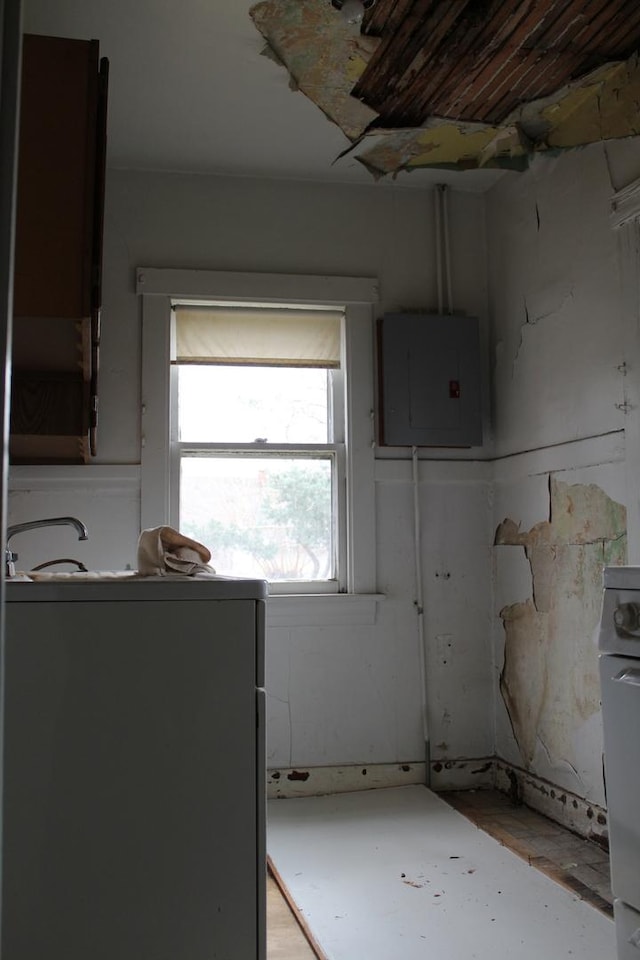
top-left (5, 549), bottom-right (17, 579)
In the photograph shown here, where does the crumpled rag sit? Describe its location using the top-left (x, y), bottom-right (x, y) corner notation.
top-left (137, 526), bottom-right (216, 577)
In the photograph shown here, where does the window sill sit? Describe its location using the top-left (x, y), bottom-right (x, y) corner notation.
top-left (266, 593), bottom-right (385, 628)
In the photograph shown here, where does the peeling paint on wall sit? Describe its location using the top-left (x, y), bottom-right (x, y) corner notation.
top-left (538, 57), bottom-right (640, 150)
top-left (495, 479), bottom-right (626, 779)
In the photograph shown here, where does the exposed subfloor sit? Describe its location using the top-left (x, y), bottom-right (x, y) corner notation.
top-left (440, 789), bottom-right (612, 917)
top-left (266, 785), bottom-right (614, 960)
top-left (267, 872), bottom-right (318, 960)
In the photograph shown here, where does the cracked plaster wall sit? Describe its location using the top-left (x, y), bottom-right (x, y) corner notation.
top-left (487, 143), bottom-right (631, 460)
top-left (486, 139), bottom-right (640, 807)
top-left (495, 478), bottom-right (626, 804)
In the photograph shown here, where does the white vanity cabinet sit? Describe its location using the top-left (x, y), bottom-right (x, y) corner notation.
top-left (3, 577), bottom-right (267, 960)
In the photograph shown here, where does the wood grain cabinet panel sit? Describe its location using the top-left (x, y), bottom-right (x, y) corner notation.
top-left (10, 33), bottom-right (108, 464)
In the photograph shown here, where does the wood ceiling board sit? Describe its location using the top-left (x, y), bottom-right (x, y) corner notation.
top-left (354, 0), bottom-right (640, 127)
top-left (448, 0), bottom-right (620, 119)
top-left (461, 47), bottom-right (589, 124)
top-left (361, 0), bottom-right (414, 38)
top-left (580, 3), bottom-right (640, 66)
top-left (426, 0), bottom-right (562, 119)
top-left (552, 0), bottom-right (638, 60)
top-left (354, 0), bottom-right (474, 114)
top-left (448, 46), bottom-right (569, 122)
top-left (370, 0), bottom-right (565, 125)
top-left (250, 0), bottom-right (378, 141)
top-left (524, 0), bottom-right (608, 53)
top-left (353, 0), bottom-right (497, 122)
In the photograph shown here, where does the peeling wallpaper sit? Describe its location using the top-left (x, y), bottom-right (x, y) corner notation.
top-left (495, 479), bottom-right (626, 781)
top-left (250, 0), bottom-right (377, 141)
top-left (485, 140), bottom-right (640, 812)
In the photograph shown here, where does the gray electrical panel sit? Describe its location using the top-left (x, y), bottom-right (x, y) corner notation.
top-left (377, 312), bottom-right (482, 447)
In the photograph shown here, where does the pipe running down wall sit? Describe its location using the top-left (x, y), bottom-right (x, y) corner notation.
top-left (415, 184), bottom-right (457, 782)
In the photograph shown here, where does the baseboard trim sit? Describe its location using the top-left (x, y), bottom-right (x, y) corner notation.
top-left (429, 756), bottom-right (496, 791)
top-left (267, 758), bottom-right (609, 844)
top-left (267, 762), bottom-right (427, 799)
top-left (494, 761), bottom-right (608, 844)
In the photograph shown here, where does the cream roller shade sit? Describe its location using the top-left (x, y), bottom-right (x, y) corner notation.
top-left (173, 305), bottom-right (342, 368)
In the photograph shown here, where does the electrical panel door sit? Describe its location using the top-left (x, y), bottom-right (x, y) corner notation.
top-left (377, 312), bottom-right (482, 447)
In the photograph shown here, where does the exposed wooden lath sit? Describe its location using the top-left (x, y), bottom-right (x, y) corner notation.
top-left (355, 0), bottom-right (640, 126)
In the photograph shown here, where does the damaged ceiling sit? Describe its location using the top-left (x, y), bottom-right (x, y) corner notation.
top-left (250, 0), bottom-right (640, 178)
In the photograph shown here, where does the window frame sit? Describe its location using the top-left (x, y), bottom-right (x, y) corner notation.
top-left (172, 313), bottom-right (344, 593)
top-left (137, 268), bottom-right (378, 595)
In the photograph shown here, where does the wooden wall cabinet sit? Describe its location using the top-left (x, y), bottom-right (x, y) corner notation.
top-left (10, 33), bottom-right (108, 464)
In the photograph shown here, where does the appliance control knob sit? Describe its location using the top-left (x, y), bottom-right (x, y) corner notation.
top-left (614, 603), bottom-right (640, 633)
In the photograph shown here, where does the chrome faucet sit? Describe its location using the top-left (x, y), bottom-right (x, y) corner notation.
top-left (5, 516), bottom-right (88, 578)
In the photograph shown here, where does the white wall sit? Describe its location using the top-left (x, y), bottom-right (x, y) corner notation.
top-left (488, 146), bottom-right (627, 460)
top-left (13, 143), bottom-right (640, 802)
top-left (8, 170), bottom-right (495, 777)
top-left (486, 139), bottom-right (640, 809)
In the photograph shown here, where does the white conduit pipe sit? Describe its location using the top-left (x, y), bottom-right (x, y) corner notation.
top-left (412, 445), bottom-right (430, 779)
top-left (442, 183), bottom-right (454, 315)
top-left (435, 186), bottom-right (443, 315)
top-left (416, 184), bottom-right (450, 784)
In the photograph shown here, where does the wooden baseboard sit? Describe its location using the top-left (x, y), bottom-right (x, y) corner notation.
top-left (267, 761), bottom-right (426, 799)
top-left (494, 761), bottom-right (608, 843)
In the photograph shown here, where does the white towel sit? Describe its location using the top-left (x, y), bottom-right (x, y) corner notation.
top-left (136, 526), bottom-right (216, 577)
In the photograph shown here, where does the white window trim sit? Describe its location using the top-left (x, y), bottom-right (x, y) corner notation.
top-left (137, 268), bottom-right (379, 594)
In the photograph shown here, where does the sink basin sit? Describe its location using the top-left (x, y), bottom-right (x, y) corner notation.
top-left (12, 570), bottom-right (234, 582)
top-left (17, 570), bottom-right (138, 582)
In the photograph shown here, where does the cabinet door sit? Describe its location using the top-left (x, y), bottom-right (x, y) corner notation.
top-left (3, 599), bottom-right (262, 960)
top-left (90, 55), bottom-right (109, 457)
top-left (13, 34), bottom-right (98, 318)
top-left (10, 34), bottom-right (108, 464)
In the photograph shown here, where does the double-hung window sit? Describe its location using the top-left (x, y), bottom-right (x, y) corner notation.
top-left (138, 269), bottom-right (378, 596)
top-left (172, 302), bottom-right (345, 591)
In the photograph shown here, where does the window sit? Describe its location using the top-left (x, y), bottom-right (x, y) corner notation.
top-left (138, 269), bottom-right (378, 595)
top-left (172, 302), bottom-right (345, 589)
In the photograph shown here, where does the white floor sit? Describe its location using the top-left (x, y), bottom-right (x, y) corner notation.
top-left (267, 785), bottom-right (615, 960)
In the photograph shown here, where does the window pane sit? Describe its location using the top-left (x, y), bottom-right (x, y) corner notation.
top-left (180, 456), bottom-right (334, 582)
top-left (178, 365), bottom-right (330, 443)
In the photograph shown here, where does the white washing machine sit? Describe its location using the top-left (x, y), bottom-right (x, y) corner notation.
top-left (600, 566), bottom-right (640, 958)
